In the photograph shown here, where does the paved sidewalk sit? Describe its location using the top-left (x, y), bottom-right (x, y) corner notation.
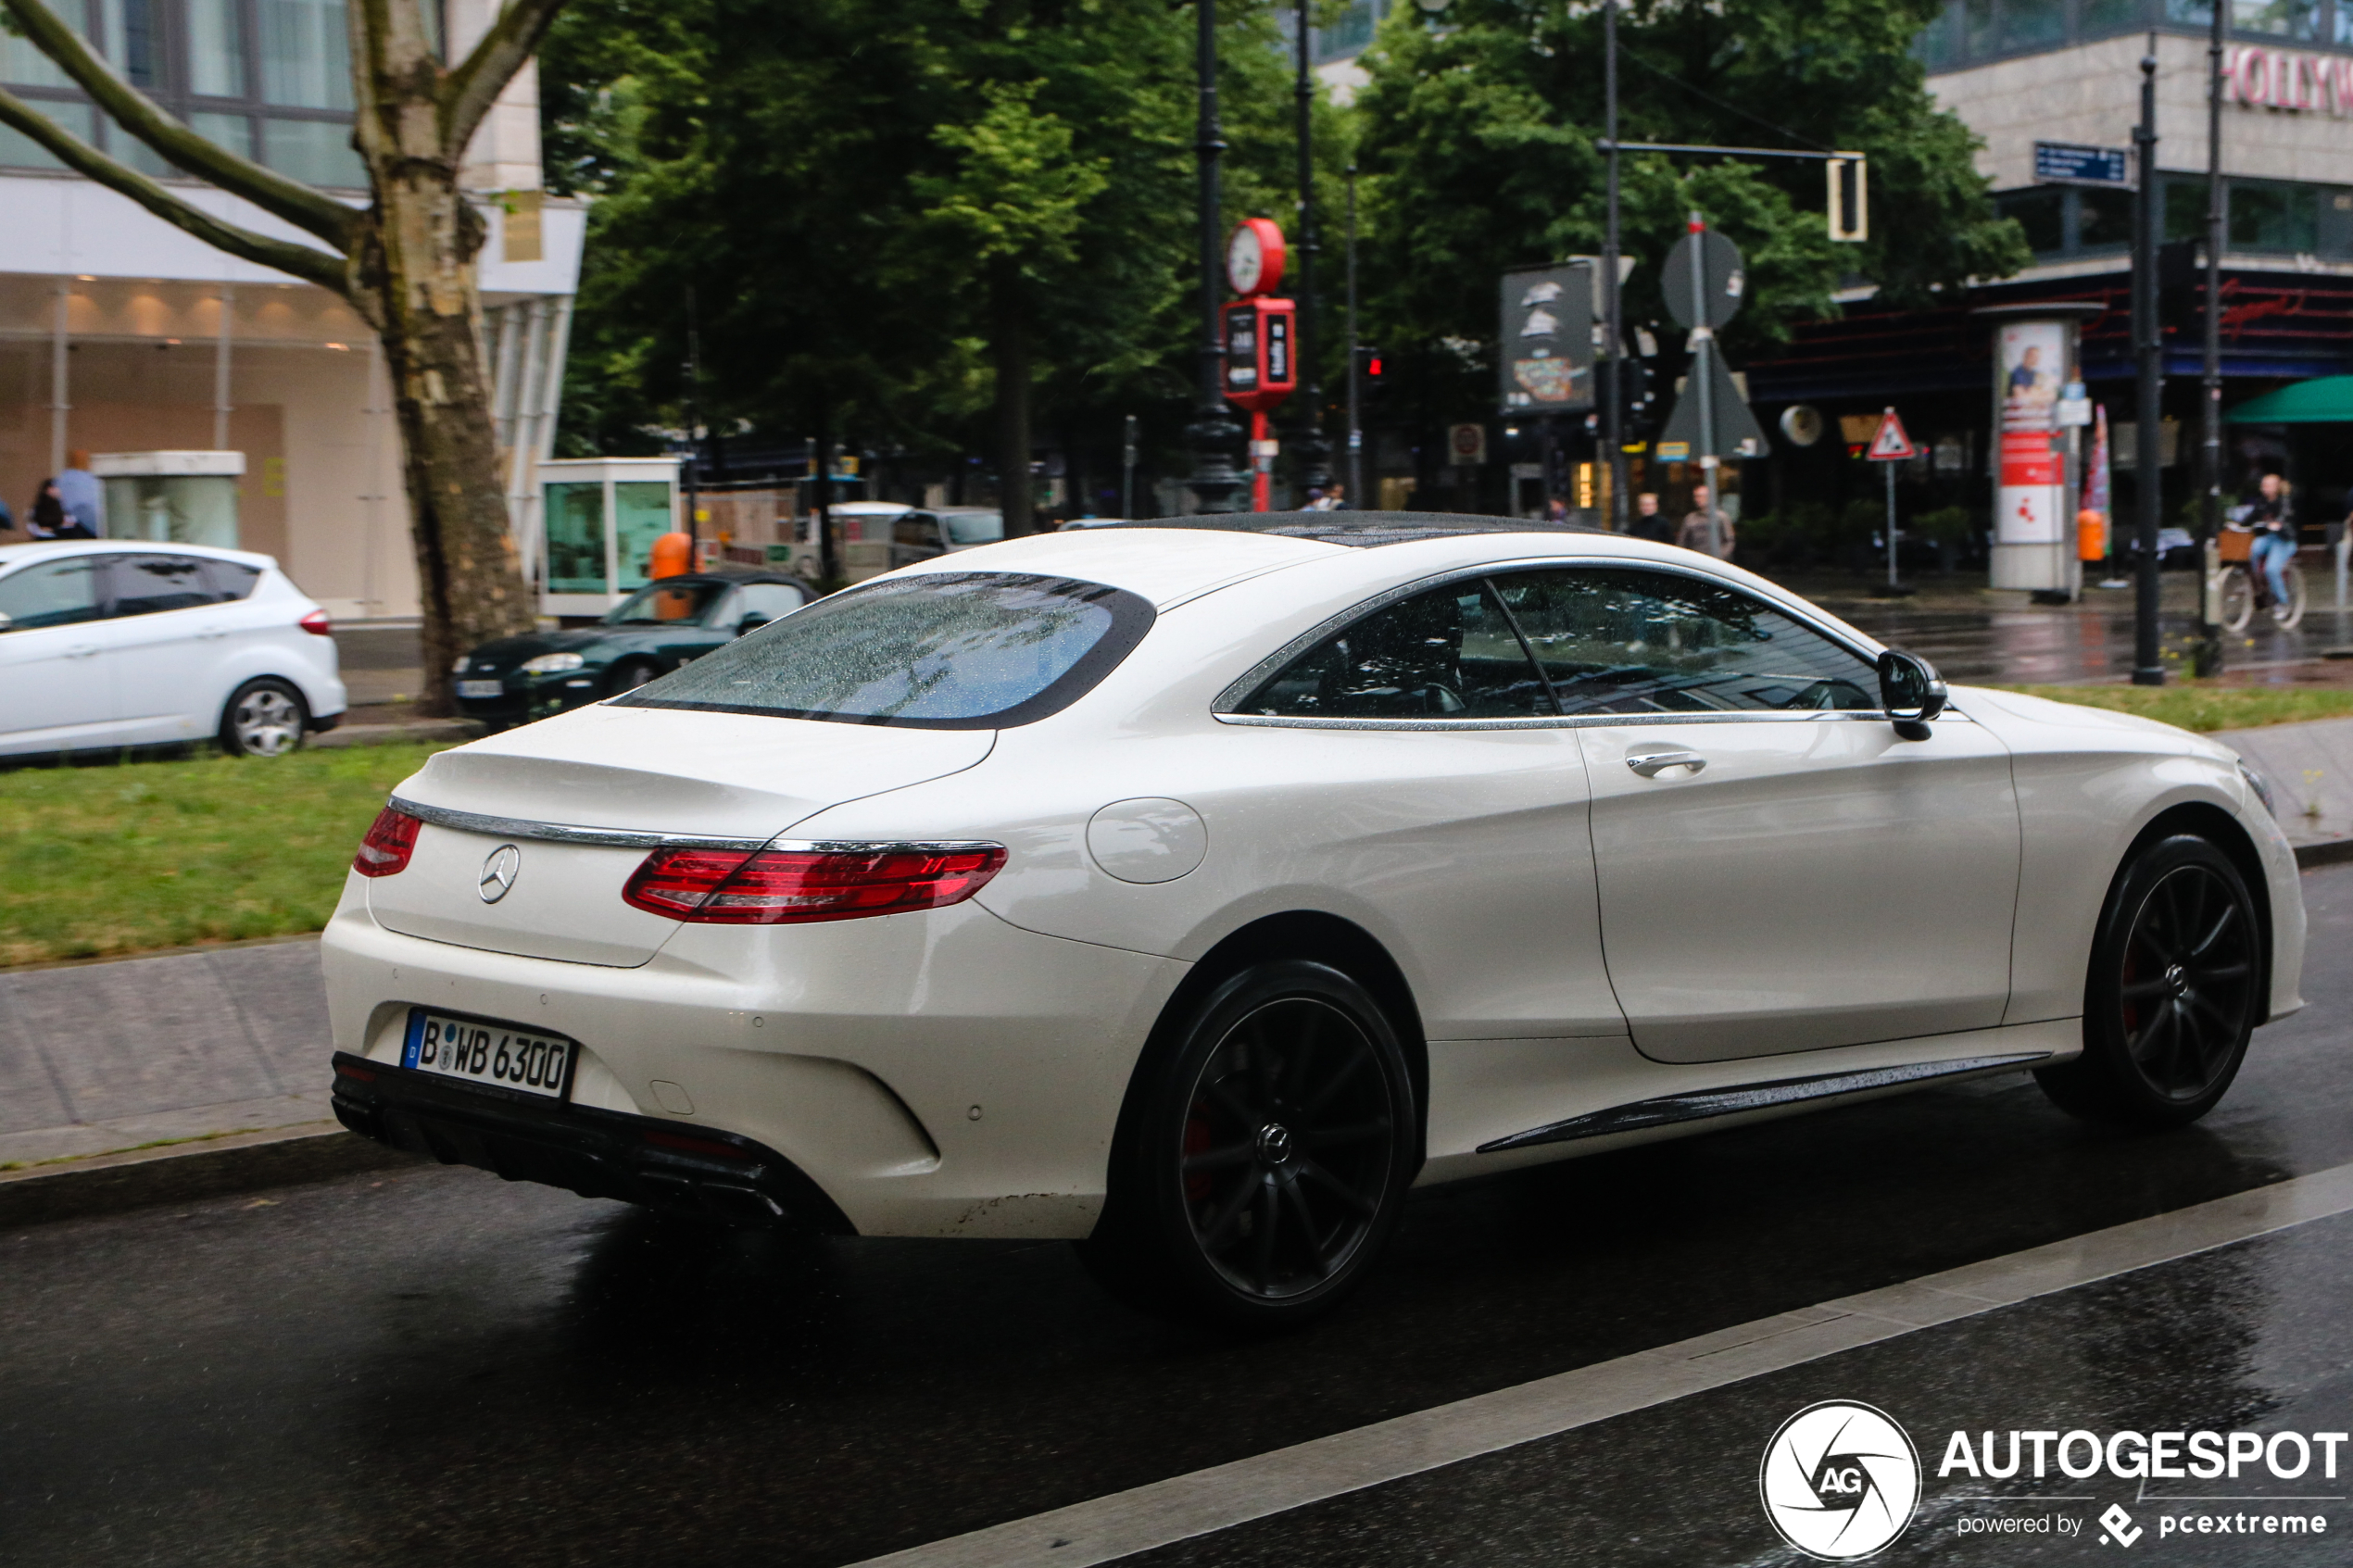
top-left (2214, 715), bottom-right (2353, 852)
top-left (0, 938), bottom-right (333, 1171)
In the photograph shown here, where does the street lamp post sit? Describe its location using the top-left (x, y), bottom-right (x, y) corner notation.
top-left (1187, 0), bottom-right (1244, 513)
top-left (1292, 0), bottom-right (1331, 503)
top-left (2133, 38), bottom-right (2165, 687)
top-left (2197, 0), bottom-right (2226, 667)
top-left (1601, 0), bottom-right (1627, 531)
top-left (1346, 163), bottom-right (1363, 508)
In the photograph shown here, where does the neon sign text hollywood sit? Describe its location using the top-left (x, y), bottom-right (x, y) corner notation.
top-left (2224, 46), bottom-right (2353, 116)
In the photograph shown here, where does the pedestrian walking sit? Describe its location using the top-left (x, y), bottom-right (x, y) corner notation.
top-left (1630, 492), bottom-right (1671, 543)
top-left (2244, 472), bottom-right (2297, 614)
top-left (1542, 495), bottom-right (1569, 524)
top-left (56, 448), bottom-right (102, 536)
top-left (1677, 483), bottom-right (1734, 559)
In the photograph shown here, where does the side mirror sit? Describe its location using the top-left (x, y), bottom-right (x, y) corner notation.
top-left (0, 611), bottom-right (12, 633)
top-left (736, 615), bottom-right (769, 639)
top-left (1878, 649), bottom-right (1947, 741)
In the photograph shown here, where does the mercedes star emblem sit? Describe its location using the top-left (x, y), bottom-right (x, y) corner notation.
top-left (479, 844), bottom-right (522, 903)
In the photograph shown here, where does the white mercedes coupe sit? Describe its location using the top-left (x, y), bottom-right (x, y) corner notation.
top-left (322, 515), bottom-right (2306, 1325)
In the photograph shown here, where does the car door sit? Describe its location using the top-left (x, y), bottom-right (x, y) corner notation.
top-left (1494, 564), bottom-right (2020, 1063)
top-left (101, 553), bottom-right (233, 745)
top-left (0, 552), bottom-right (120, 754)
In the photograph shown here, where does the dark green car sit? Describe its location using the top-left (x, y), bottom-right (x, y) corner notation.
top-left (451, 572), bottom-right (815, 726)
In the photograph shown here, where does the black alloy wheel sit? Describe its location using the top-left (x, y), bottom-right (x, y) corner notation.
top-left (608, 660), bottom-right (658, 696)
top-left (2036, 834), bottom-right (2261, 1128)
top-left (1081, 960), bottom-right (1418, 1328)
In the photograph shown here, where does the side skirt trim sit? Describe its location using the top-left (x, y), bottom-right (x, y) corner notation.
top-left (1475, 1050), bottom-right (2053, 1154)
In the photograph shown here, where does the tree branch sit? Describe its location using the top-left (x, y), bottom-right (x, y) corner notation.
top-left (0, 0), bottom-right (359, 248)
top-left (0, 89), bottom-right (352, 295)
top-left (440, 0), bottom-right (569, 161)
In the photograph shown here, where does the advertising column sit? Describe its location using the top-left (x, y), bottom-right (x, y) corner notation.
top-left (1976, 304), bottom-right (2100, 595)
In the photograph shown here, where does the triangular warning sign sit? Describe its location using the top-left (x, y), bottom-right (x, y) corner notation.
top-left (1866, 408), bottom-right (1919, 461)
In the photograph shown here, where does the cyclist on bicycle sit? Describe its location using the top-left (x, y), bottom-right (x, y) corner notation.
top-left (2242, 472), bottom-right (2297, 614)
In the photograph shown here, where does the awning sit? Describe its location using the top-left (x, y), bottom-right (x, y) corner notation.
top-left (2227, 375), bottom-right (2353, 422)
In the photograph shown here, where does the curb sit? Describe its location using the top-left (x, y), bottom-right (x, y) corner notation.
top-left (314, 719), bottom-right (480, 748)
top-left (2295, 839), bottom-right (2353, 870)
top-left (0, 1122), bottom-right (421, 1230)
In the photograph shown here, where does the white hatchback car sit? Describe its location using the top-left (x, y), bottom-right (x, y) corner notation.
top-left (322, 515), bottom-right (2305, 1324)
top-left (0, 541), bottom-right (347, 758)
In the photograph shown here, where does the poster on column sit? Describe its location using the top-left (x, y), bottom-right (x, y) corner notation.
top-left (1995, 320), bottom-right (2066, 546)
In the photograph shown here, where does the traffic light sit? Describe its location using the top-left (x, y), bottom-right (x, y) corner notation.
top-left (1355, 345), bottom-right (1388, 407)
top-left (1616, 353), bottom-right (1659, 445)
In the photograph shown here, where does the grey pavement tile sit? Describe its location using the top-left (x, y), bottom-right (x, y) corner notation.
top-left (0, 980), bottom-right (76, 1135)
top-left (0, 1092), bottom-right (329, 1167)
top-left (6, 951), bottom-right (278, 1123)
top-left (203, 941), bottom-right (331, 1096)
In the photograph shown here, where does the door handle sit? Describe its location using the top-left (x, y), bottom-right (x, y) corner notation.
top-left (1626, 749), bottom-right (1706, 778)
top-left (65, 644), bottom-right (101, 659)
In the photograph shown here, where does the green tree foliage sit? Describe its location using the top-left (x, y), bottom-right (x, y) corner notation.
top-left (1354, 0), bottom-right (2029, 416)
top-left (547, 0), bottom-right (1350, 514)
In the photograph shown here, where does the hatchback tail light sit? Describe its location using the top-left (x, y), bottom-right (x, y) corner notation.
top-left (353, 806), bottom-right (422, 877)
top-left (622, 844), bottom-right (1006, 924)
top-left (299, 608), bottom-right (333, 636)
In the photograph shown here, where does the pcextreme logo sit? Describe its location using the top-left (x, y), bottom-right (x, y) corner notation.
top-left (1760, 1401), bottom-right (1923, 1561)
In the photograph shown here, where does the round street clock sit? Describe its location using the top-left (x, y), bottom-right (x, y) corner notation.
top-left (1226, 218), bottom-right (1286, 298)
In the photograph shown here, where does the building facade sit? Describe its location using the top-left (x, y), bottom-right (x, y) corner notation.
top-left (0, 0), bottom-right (580, 621)
top-left (1743, 1), bottom-right (2353, 548)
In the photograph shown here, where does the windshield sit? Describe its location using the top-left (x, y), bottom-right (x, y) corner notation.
top-left (612, 571), bottom-right (1153, 728)
top-left (942, 511), bottom-right (1005, 546)
top-left (603, 581), bottom-right (726, 626)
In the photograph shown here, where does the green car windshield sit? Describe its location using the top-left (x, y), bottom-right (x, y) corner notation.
top-left (602, 581), bottom-right (727, 626)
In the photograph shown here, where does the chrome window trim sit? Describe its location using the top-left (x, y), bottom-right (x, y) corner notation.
top-left (1214, 708), bottom-right (1975, 733)
top-left (388, 797), bottom-right (1000, 856)
top-left (1211, 555), bottom-right (1894, 725)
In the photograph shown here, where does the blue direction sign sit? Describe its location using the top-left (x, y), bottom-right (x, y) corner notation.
top-left (2033, 142), bottom-right (2131, 187)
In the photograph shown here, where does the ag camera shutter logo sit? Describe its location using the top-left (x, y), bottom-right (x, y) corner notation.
top-left (1760, 1401), bottom-right (1922, 1560)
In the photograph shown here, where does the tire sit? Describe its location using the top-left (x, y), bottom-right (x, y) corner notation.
top-left (2219, 566), bottom-right (2254, 633)
top-left (1078, 960), bottom-right (1419, 1329)
top-left (219, 677), bottom-right (309, 758)
top-left (2276, 565), bottom-right (2307, 629)
top-left (2035, 834), bottom-right (2261, 1129)
top-left (608, 660), bottom-right (658, 696)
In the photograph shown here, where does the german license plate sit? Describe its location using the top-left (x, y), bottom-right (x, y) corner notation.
top-left (402, 1010), bottom-right (574, 1098)
top-left (456, 679), bottom-right (504, 698)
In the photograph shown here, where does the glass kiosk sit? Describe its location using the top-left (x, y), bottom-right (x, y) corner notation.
top-left (537, 457), bottom-right (682, 619)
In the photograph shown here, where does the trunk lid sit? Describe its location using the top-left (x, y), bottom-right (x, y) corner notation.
top-left (367, 703), bottom-right (993, 965)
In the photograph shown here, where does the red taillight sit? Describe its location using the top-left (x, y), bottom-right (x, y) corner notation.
top-left (299, 608), bottom-right (333, 636)
top-left (352, 806), bottom-right (422, 877)
top-left (622, 845), bottom-right (1006, 924)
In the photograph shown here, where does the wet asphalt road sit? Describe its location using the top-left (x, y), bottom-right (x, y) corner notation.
top-left (6, 869), bottom-right (2353, 1568)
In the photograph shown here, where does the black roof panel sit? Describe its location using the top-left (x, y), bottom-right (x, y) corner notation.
top-left (1098, 510), bottom-right (1607, 548)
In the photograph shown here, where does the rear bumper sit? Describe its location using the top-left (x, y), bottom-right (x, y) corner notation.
top-left (332, 1053), bottom-right (854, 1233)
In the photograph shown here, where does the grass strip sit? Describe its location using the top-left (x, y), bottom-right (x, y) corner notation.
top-left (0, 741), bottom-right (451, 967)
top-left (1987, 684), bottom-right (2353, 734)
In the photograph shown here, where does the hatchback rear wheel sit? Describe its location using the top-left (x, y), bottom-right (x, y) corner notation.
top-left (1081, 960), bottom-right (1417, 1328)
top-left (219, 677), bottom-right (308, 758)
top-left (2036, 834), bottom-right (2260, 1128)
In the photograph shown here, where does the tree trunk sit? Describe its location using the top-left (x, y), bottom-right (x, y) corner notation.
top-left (994, 274), bottom-right (1033, 537)
top-left (351, 5), bottom-right (537, 717)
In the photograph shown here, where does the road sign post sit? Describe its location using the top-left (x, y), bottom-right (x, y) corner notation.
top-left (1866, 407), bottom-right (1921, 593)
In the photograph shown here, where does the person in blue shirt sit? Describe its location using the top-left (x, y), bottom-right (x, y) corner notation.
top-left (55, 449), bottom-right (101, 536)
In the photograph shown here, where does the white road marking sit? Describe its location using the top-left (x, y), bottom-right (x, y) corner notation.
top-left (846, 1160), bottom-right (2353, 1568)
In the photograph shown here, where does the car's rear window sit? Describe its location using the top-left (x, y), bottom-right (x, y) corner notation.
top-left (612, 571), bottom-right (1153, 728)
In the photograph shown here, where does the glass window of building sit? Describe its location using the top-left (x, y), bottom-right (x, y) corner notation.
top-left (544, 483), bottom-right (607, 596)
top-left (1997, 188), bottom-right (2066, 254)
top-left (2232, 180), bottom-right (2321, 253)
top-left (0, 0), bottom-right (370, 187)
top-left (613, 482), bottom-right (679, 591)
top-left (2233, 0), bottom-right (2325, 36)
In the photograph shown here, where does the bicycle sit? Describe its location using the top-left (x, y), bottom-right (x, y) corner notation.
top-left (2217, 527), bottom-right (2307, 631)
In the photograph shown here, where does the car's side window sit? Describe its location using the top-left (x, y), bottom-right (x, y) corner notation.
top-left (737, 582), bottom-right (807, 623)
top-left (202, 560), bottom-right (262, 601)
top-left (107, 554), bottom-right (220, 618)
top-left (0, 557), bottom-right (105, 630)
top-left (1491, 568), bottom-right (1880, 715)
top-left (1241, 581), bottom-right (1554, 720)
